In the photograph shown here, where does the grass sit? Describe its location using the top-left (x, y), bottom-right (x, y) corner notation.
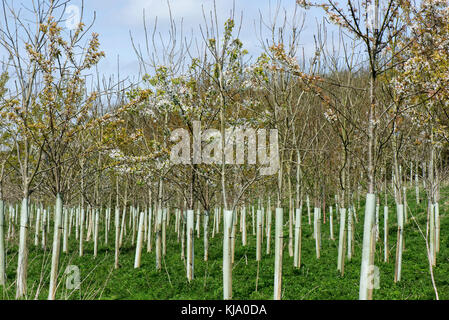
top-left (0, 186), bottom-right (448, 300)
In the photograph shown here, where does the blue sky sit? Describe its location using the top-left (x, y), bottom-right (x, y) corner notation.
top-left (1, 1), bottom-right (334, 84)
top-left (67, 0), bottom-right (330, 81)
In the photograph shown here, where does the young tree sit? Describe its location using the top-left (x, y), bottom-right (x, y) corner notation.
top-left (293, 0), bottom-right (413, 299)
top-left (0, 0), bottom-right (57, 298)
top-left (28, 13), bottom-right (106, 299)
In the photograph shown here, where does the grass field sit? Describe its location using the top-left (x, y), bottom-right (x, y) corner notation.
top-left (0, 187), bottom-right (448, 300)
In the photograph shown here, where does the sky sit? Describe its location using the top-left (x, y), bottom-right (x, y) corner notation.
top-left (66, 0), bottom-right (331, 81)
top-left (1, 0), bottom-right (335, 84)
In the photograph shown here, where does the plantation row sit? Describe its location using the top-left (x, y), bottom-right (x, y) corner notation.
top-left (0, 177), bottom-right (444, 299)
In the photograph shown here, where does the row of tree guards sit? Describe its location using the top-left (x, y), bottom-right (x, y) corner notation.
top-left (0, 171), bottom-right (441, 300)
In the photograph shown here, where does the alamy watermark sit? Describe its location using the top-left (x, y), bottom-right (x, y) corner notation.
top-left (367, 1), bottom-right (381, 32)
top-left (368, 265), bottom-right (380, 290)
top-left (65, 265), bottom-right (81, 290)
top-left (65, 4), bottom-right (80, 30)
top-left (170, 121), bottom-right (280, 176)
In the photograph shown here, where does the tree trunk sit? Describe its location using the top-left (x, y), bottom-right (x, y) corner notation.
top-left (186, 209), bottom-right (194, 281)
top-left (256, 209), bottom-right (262, 261)
top-left (384, 205), bottom-right (389, 263)
top-left (134, 211), bottom-right (145, 268)
top-left (63, 206), bottom-right (69, 253)
top-left (48, 193), bottom-right (63, 300)
top-left (79, 207), bottom-right (85, 257)
top-left (359, 193), bottom-right (376, 299)
top-left (293, 206), bottom-right (302, 268)
top-left (223, 210), bottom-right (233, 300)
top-left (114, 206), bottom-right (120, 269)
top-left (94, 208), bottom-right (99, 257)
top-left (273, 208), bottom-right (283, 300)
top-left (0, 199), bottom-right (6, 285)
top-left (16, 197), bottom-right (29, 299)
top-left (204, 211), bottom-right (209, 261)
top-left (337, 208), bottom-right (346, 275)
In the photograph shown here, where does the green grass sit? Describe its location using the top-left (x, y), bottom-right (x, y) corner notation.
top-left (1, 186), bottom-right (448, 300)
